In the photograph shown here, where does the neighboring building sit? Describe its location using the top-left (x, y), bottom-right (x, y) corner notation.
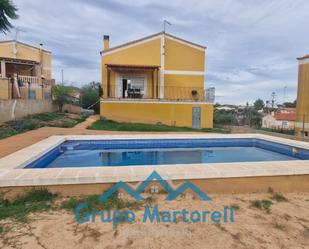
top-left (100, 32), bottom-right (213, 128)
top-left (295, 55), bottom-right (309, 137)
top-left (278, 107), bottom-right (296, 114)
top-left (67, 86), bottom-right (81, 105)
top-left (262, 111), bottom-right (296, 130)
top-left (216, 106), bottom-right (235, 111)
top-left (205, 87), bottom-right (215, 103)
top-left (0, 40), bottom-right (54, 100)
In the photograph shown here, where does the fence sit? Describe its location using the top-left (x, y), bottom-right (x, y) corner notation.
top-left (0, 99), bottom-right (57, 123)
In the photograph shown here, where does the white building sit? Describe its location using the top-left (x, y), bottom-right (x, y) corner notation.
top-left (262, 112), bottom-right (296, 130)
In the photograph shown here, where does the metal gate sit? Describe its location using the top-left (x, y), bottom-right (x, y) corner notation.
top-left (192, 107), bottom-right (201, 129)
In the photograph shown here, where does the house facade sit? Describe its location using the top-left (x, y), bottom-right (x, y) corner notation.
top-left (0, 40), bottom-right (54, 100)
top-left (100, 32), bottom-right (213, 128)
top-left (295, 55), bottom-right (309, 137)
top-left (262, 111), bottom-right (296, 130)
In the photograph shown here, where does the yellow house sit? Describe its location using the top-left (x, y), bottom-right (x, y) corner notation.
top-left (100, 32), bottom-right (213, 128)
top-left (0, 40), bottom-right (53, 100)
top-left (295, 54), bottom-right (309, 137)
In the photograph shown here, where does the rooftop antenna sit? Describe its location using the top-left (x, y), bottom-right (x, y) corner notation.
top-left (14, 27), bottom-right (25, 41)
top-left (163, 20), bottom-right (172, 33)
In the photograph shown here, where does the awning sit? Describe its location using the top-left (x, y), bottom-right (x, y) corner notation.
top-left (0, 57), bottom-right (38, 66)
top-left (106, 64), bottom-right (160, 72)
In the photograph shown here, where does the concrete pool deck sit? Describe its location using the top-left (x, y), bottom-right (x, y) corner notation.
top-left (0, 134), bottom-right (309, 196)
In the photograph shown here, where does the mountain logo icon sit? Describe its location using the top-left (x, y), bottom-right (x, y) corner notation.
top-left (98, 170), bottom-right (211, 202)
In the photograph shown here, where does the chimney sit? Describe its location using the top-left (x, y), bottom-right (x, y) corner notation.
top-left (103, 35), bottom-right (109, 50)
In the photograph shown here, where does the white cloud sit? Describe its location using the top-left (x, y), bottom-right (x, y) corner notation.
top-left (1, 0), bottom-right (308, 104)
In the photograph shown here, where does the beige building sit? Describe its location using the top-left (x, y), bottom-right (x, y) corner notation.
top-left (295, 55), bottom-right (309, 137)
top-left (0, 40), bottom-right (54, 100)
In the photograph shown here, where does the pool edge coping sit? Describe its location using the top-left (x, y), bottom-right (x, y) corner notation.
top-left (0, 134), bottom-right (309, 187)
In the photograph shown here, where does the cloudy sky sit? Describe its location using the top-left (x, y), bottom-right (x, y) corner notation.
top-left (2, 0), bottom-right (309, 104)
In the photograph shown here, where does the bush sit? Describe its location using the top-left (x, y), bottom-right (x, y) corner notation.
top-left (251, 199), bottom-right (273, 213)
top-left (0, 188), bottom-right (57, 222)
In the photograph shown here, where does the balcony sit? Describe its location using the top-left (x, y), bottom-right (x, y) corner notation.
top-left (104, 83), bottom-right (205, 102)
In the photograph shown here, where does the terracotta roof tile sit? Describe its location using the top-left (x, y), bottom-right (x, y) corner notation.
top-left (274, 113), bottom-right (296, 121)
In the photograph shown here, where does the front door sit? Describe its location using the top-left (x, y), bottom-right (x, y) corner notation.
top-left (192, 107), bottom-right (201, 129)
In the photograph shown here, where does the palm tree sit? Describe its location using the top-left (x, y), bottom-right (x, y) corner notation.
top-left (0, 0), bottom-right (18, 33)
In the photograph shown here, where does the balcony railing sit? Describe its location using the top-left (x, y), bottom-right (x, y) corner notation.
top-left (18, 75), bottom-right (39, 84)
top-left (105, 84), bottom-right (206, 101)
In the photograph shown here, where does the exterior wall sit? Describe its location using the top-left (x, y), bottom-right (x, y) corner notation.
top-left (100, 101), bottom-right (213, 128)
top-left (0, 78), bottom-right (10, 100)
top-left (62, 104), bottom-right (82, 114)
top-left (2, 174), bottom-right (309, 198)
top-left (0, 99), bottom-right (56, 123)
top-left (164, 37), bottom-right (205, 71)
top-left (164, 74), bottom-right (204, 100)
top-left (295, 58), bottom-right (309, 136)
top-left (0, 41), bottom-right (52, 80)
top-left (262, 115), bottom-right (276, 128)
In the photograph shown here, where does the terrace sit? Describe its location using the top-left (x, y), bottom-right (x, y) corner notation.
top-left (0, 57), bottom-right (53, 100)
top-left (104, 64), bottom-right (205, 102)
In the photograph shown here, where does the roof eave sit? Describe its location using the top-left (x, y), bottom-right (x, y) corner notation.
top-left (100, 31), bottom-right (206, 55)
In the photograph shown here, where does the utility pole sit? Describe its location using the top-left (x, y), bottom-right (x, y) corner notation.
top-left (61, 69), bottom-right (64, 84)
top-left (271, 92), bottom-right (276, 109)
top-left (283, 86), bottom-right (287, 105)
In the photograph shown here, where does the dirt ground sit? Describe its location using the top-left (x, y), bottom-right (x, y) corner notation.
top-left (0, 192), bottom-right (308, 249)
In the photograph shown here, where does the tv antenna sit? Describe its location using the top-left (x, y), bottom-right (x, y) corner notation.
top-left (14, 27), bottom-right (25, 40)
top-left (163, 20), bottom-right (172, 32)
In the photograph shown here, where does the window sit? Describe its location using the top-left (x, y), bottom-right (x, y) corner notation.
top-left (282, 121), bottom-right (288, 128)
top-left (29, 90), bottom-right (36, 99)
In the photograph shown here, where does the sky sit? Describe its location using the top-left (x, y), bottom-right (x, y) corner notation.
top-left (2, 0), bottom-right (309, 105)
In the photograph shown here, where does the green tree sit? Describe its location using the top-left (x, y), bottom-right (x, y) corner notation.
top-left (0, 0), bottom-right (18, 33)
top-left (214, 110), bottom-right (235, 125)
top-left (51, 84), bottom-right (70, 112)
top-left (283, 100), bottom-right (296, 108)
top-left (80, 82), bottom-right (100, 113)
top-left (244, 107), bottom-right (262, 128)
top-left (253, 98), bottom-right (264, 111)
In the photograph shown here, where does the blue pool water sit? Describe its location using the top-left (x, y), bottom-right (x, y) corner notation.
top-left (25, 139), bottom-right (309, 168)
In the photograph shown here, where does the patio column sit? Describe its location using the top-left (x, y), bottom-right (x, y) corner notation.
top-left (0, 60), bottom-right (6, 78)
top-left (152, 70), bottom-right (155, 99)
top-left (34, 64), bottom-right (42, 84)
top-left (156, 69), bottom-right (159, 99)
top-left (107, 68), bottom-right (111, 97)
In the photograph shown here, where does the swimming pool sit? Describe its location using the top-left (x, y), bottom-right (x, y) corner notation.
top-left (25, 138), bottom-right (309, 168)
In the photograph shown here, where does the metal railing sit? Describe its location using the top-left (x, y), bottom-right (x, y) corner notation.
top-left (104, 84), bottom-right (206, 101)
